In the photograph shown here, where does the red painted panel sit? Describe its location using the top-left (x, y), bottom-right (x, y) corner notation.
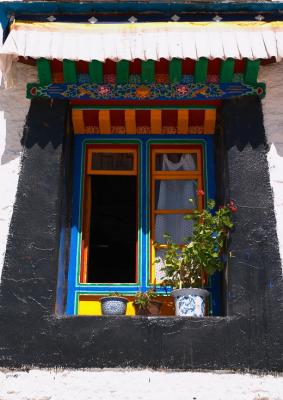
top-left (136, 110), bottom-right (150, 127)
top-left (70, 100), bottom-right (221, 108)
top-left (104, 59), bottom-right (116, 75)
top-left (155, 58), bottom-right (169, 74)
top-left (208, 59), bottom-right (221, 75)
top-left (162, 109), bottom-right (177, 127)
top-left (234, 59), bottom-right (245, 73)
top-left (129, 59), bottom-right (141, 74)
top-left (51, 59), bottom-right (63, 72)
top-left (182, 59), bottom-right (195, 75)
top-left (77, 61), bottom-right (89, 74)
top-left (110, 110), bottom-right (125, 126)
top-left (189, 110), bottom-right (205, 127)
top-left (84, 110), bottom-right (99, 127)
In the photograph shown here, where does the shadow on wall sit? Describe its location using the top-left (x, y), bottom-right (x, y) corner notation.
top-left (0, 63), bottom-right (37, 165)
top-left (220, 96), bottom-right (267, 151)
top-left (21, 100), bottom-right (67, 150)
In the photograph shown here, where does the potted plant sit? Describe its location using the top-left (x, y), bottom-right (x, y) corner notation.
top-left (100, 292), bottom-right (129, 316)
top-left (133, 288), bottom-right (163, 316)
top-left (157, 193), bottom-right (236, 317)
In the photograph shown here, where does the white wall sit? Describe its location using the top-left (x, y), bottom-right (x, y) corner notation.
top-left (0, 369), bottom-right (283, 400)
top-left (0, 62), bottom-right (37, 279)
top-left (259, 61), bottom-right (283, 268)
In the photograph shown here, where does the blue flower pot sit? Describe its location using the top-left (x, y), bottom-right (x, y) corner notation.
top-left (100, 296), bottom-right (128, 316)
top-left (172, 288), bottom-right (209, 317)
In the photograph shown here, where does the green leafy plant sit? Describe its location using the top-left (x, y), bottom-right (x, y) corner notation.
top-left (157, 193), bottom-right (237, 290)
top-left (133, 288), bottom-right (158, 310)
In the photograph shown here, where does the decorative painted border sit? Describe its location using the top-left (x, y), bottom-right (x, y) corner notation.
top-left (27, 82), bottom-right (266, 101)
top-left (65, 134), bottom-right (218, 316)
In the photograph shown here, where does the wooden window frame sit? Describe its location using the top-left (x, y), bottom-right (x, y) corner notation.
top-left (65, 136), bottom-right (222, 316)
top-left (150, 144), bottom-right (204, 284)
top-left (81, 144), bottom-right (139, 283)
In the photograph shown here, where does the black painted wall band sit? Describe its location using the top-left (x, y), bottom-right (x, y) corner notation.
top-left (0, 97), bottom-right (282, 371)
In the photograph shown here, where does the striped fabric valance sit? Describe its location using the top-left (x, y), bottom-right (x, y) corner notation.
top-left (72, 108), bottom-right (216, 135)
top-left (1, 20), bottom-right (283, 86)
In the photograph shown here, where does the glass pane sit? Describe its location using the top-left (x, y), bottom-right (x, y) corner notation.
top-left (91, 153), bottom-right (134, 171)
top-left (155, 214), bottom-right (194, 244)
top-left (155, 179), bottom-right (197, 210)
top-left (155, 153), bottom-right (197, 171)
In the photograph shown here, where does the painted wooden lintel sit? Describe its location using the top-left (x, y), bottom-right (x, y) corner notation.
top-left (27, 82), bottom-right (266, 100)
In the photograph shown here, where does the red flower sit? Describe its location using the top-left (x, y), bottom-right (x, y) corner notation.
top-left (196, 189), bottom-right (205, 196)
top-left (228, 200), bottom-right (238, 213)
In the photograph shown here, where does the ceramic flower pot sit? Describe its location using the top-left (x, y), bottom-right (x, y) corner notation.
top-left (171, 288), bottom-right (209, 317)
top-left (100, 296), bottom-right (128, 316)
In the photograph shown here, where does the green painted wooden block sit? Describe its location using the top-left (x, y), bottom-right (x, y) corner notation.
top-left (37, 58), bottom-right (52, 85)
top-left (194, 58), bottom-right (208, 83)
top-left (244, 59), bottom-right (260, 84)
top-left (116, 60), bottom-right (129, 84)
top-left (89, 60), bottom-right (103, 84)
top-left (169, 58), bottom-right (182, 83)
top-left (220, 59), bottom-right (235, 83)
top-left (141, 60), bottom-right (155, 83)
top-left (63, 59), bottom-right (77, 83)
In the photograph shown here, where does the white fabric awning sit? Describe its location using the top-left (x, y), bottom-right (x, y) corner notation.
top-left (1, 20), bottom-right (283, 85)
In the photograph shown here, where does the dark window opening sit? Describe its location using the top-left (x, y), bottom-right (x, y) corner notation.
top-left (87, 175), bottom-right (137, 283)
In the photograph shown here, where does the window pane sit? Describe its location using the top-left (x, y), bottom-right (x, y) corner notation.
top-left (155, 153), bottom-right (197, 171)
top-left (88, 175), bottom-right (137, 283)
top-left (91, 153), bottom-right (134, 171)
top-left (155, 214), bottom-right (194, 244)
top-left (155, 179), bottom-right (197, 210)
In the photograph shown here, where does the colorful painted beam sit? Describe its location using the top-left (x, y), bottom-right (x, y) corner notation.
top-left (27, 82), bottom-right (266, 101)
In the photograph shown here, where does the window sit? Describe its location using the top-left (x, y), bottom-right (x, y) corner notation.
top-left (81, 146), bottom-right (138, 284)
top-left (66, 137), bottom-right (219, 316)
top-left (150, 146), bottom-right (204, 283)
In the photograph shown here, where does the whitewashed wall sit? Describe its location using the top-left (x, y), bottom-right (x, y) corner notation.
top-left (259, 61), bottom-right (283, 268)
top-left (0, 62), bottom-right (37, 279)
top-left (0, 370), bottom-right (283, 400)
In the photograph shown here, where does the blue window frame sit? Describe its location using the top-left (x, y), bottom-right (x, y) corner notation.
top-left (65, 134), bottom-right (220, 315)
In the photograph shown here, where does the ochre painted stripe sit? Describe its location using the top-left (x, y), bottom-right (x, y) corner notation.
top-left (150, 110), bottom-right (162, 134)
top-left (99, 110), bottom-right (111, 134)
top-left (177, 110), bottom-right (189, 134)
top-left (72, 110), bottom-right (85, 134)
top-left (125, 110), bottom-right (136, 134)
top-left (203, 109), bottom-right (216, 134)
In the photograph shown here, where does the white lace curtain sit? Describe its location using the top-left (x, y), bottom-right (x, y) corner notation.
top-left (155, 153), bottom-right (196, 244)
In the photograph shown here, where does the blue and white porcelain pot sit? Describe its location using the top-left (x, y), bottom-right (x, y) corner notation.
top-left (100, 296), bottom-right (128, 316)
top-left (172, 288), bottom-right (209, 317)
